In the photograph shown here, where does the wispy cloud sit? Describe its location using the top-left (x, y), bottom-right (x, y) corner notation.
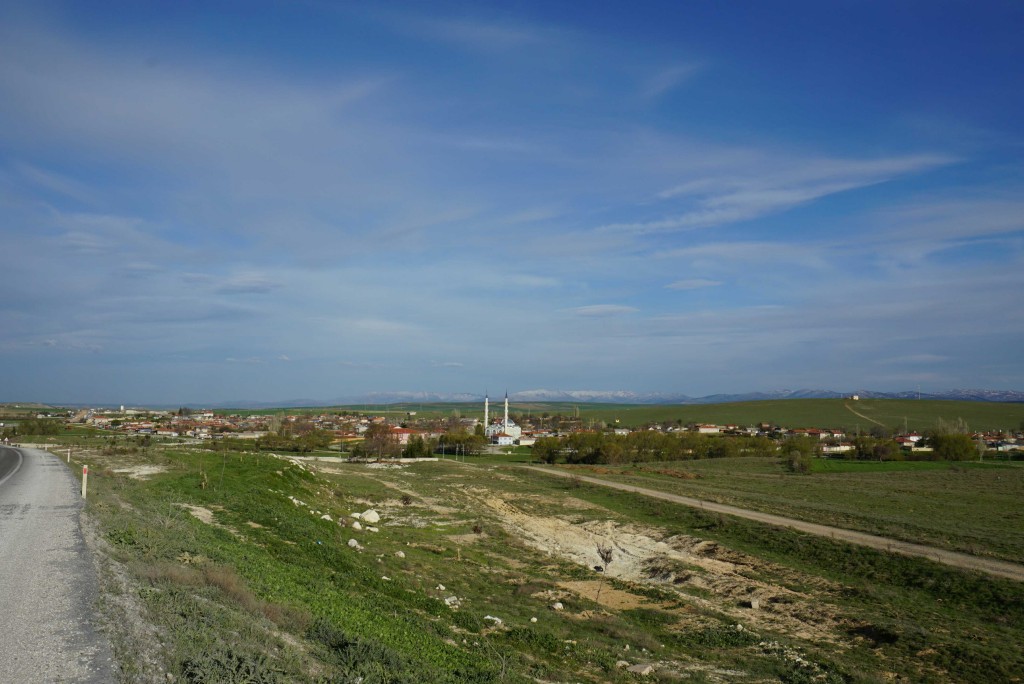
top-left (381, 13), bottom-right (551, 51)
top-left (665, 278), bottom-right (721, 290)
top-left (0, 5), bottom-right (1019, 402)
top-left (640, 64), bottom-right (701, 99)
top-left (9, 162), bottom-right (96, 205)
top-left (600, 153), bottom-right (954, 236)
top-left (568, 304), bottom-right (638, 317)
top-left (878, 354), bottom-right (949, 365)
top-left (215, 273), bottom-right (282, 295)
top-left (655, 241), bottom-right (829, 269)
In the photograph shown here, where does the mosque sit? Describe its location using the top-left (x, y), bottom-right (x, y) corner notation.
top-left (483, 393), bottom-right (522, 445)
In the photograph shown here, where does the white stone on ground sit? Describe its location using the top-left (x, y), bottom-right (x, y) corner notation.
top-left (627, 663), bottom-right (655, 676)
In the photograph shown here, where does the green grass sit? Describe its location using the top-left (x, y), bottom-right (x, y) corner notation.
top-left (552, 457), bottom-right (1024, 564)
top-left (212, 398), bottom-right (1024, 432)
top-left (513, 468), bottom-right (1024, 683)
top-left (566, 398), bottom-right (1023, 432)
top-left (812, 459), bottom-right (1021, 473)
top-left (82, 449), bottom-right (737, 682)
top-left (65, 442), bottom-right (1024, 683)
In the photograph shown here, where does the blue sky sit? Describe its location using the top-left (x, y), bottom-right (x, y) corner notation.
top-left (1, 1), bottom-right (1022, 405)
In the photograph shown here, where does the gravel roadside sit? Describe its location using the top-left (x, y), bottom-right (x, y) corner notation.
top-left (0, 446), bottom-right (116, 682)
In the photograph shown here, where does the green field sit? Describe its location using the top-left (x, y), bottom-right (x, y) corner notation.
top-left (555, 457), bottom-right (1024, 565)
top-left (562, 398), bottom-right (1023, 432)
top-left (218, 398), bottom-right (1024, 432)
top-left (47, 438), bottom-right (1024, 683)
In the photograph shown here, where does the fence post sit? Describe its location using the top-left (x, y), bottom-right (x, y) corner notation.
top-left (82, 465), bottom-right (88, 499)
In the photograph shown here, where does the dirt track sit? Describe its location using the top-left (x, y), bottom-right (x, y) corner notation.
top-left (521, 465), bottom-right (1024, 582)
top-left (842, 401), bottom-right (887, 427)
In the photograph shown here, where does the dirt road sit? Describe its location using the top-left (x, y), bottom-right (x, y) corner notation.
top-left (843, 401), bottom-right (886, 427)
top-left (521, 465), bottom-right (1024, 582)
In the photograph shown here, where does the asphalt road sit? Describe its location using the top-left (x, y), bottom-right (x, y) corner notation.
top-left (523, 465), bottom-right (1024, 582)
top-left (0, 446), bottom-right (115, 682)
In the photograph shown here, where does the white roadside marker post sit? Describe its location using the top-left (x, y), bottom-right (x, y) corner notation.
top-left (68, 448), bottom-right (71, 463)
top-left (82, 465), bottom-right (88, 499)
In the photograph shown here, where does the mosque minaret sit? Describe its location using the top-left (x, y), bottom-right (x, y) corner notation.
top-left (484, 391), bottom-right (522, 442)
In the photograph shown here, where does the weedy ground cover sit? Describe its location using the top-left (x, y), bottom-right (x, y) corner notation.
top-left (58, 442), bottom-right (1024, 683)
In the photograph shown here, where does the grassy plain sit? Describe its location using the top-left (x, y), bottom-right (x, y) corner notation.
top-left (35, 437), bottom-right (1024, 683)
top-left (557, 457), bottom-right (1024, 565)
top-left (553, 398), bottom-right (1024, 432)
top-left (222, 398), bottom-right (1024, 432)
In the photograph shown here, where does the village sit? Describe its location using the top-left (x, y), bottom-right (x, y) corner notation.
top-left (29, 395), bottom-right (1021, 460)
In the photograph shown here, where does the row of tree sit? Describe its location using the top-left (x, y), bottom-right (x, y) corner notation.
top-left (349, 425), bottom-right (488, 460)
top-left (532, 431), bottom-right (780, 465)
top-left (529, 430), bottom-right (996, 465)
top-left (1, 418), bottom-right (65, 438)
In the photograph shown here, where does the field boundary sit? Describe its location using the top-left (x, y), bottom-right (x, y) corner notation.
top-left (521, 465), bottom-right (1024, 582)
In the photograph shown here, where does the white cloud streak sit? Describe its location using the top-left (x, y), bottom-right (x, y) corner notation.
top-left (600, 153), bottom-right (955, 235)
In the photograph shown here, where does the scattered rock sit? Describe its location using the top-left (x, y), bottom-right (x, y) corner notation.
top-left (351, 512), bottom-right (362, 519)
top-left (320, 514), bottom-right (332, 522)
top-left (381, 576), bottom-right (391, 581)
top-left (437, 584), bottom-right (446, 591)
top-left (484, 615), bottom-right (503, 625)
top-left (615, 660), bottom-right (630, 669)
top-left (627, 663), bottom-right (655, 676)
top-left (444, 596), bottom-right (460, 607)
top-left (749, 598), bottom-right (760, 610)
top-left (366, 526), bottom-right (379, 532)
top-left (362, 509), bottom-right (381, 524)
top-left (551, 602), bottom-right (564, 611)
top-left (347, 539), bottom-right (361, 549)
top-left (530, 617), bottom-right (538, 623)
top-left (351, 521), bottom-right (362, 531)
top-left (395, 551), bottom-right (406, 559)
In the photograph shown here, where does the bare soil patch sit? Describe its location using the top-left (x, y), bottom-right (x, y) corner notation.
top-left (175, 503), bottom-right (245, 540)
top-left (469, 490), bottom-right (844, 643)
top-left (558, 580), bottom-right (650, 611)
top-left (112, 465), bottom-right (169, 480)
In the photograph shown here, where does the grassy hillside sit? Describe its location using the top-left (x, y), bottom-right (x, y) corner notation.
top-left (555, 457), bottom-right (1024, 564)
top-left (225, 398), bottom-right (1024, 432)
top-left (566, 398), bottom-right (1023, 432)
top-left (49, 438), bottom-right (1024, 683)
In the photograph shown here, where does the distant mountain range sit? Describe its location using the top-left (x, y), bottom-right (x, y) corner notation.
top-left (211, 388), bottom-right (1024, 409)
